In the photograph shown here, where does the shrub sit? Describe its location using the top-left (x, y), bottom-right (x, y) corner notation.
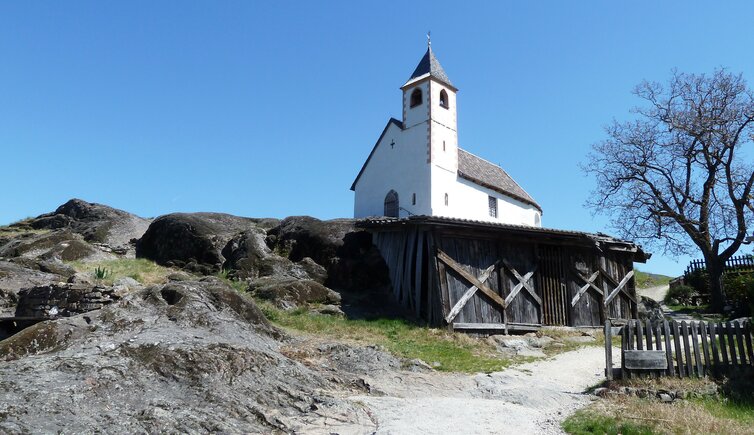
top-left (665, 284), bottom-right (697, 305)
top-left (723, 272), bottom-right (754, 316)
top-left (685, 269), bottom-right (710, 295)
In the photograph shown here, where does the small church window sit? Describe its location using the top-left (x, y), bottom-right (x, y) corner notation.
top-left (410, 88), bottom-right (422, 108)
top-left (535, 213), bottom-right (541, 226)
top-left (488, 196), bottom-right (498, 218)
top-left (443, 140), bottom-right (446, 151)
top-left (384, 190), bottom-right (399, 217)
top-left (412, 193), bottom-right (416, 205)
top-left (439, 90), bottom-right (449, 109)
top-left (444, 193), bottom-right (449, 206)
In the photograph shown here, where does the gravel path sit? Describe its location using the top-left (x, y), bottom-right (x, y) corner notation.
top-left (348, 346), bottom-right (613, 435)
top-left (637, 284), bottom-right (669, 302)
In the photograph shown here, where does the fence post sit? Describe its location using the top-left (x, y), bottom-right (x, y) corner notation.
top-left (605, 320), bottom-right (613, 381)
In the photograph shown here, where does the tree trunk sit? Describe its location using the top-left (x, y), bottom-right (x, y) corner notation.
top-left (706, 258), bottom-right (726, 313)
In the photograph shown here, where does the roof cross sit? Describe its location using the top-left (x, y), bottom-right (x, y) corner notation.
top-left (427, 31), bottom-right (431, 48)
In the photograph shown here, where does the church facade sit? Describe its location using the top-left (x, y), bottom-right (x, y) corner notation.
top-left (351, 44), bottom-right (542, 227)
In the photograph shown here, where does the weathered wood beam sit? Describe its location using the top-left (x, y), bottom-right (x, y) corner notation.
top-left (571, 270), bottom-right (600, 307)
top-left (436, 249), bottom-right (507, 312)
top-left (604, 270), bottom-right (634, 306)
top-left (502, 259), bottom-right (541, 306)
top-left (444, 261), bottom-right (499, 323)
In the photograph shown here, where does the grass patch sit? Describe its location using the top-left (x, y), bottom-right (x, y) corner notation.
top-left (634, 269), bottom-right (672, 289)
top-left (68, 258), bottom-right (173, 286)
top-left (562, 409), bottom-right (654, 435)
top-left (217, 270), bottom-right (248, 293)
top-left (563, 376), bottom-right (754, 434)
top-left (259, 302), bottom-right (516, 373)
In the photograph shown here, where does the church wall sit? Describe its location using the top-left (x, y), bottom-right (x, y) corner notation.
top-left (353, 122), bottom-right (432, 218)
top-left (430, 166), bottom-right (541, 226)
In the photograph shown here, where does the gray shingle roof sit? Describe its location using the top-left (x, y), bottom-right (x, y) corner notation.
top-left (405, 46), bottom-right (453, 87)
top-left (457, 148), bottom-right (542, 212)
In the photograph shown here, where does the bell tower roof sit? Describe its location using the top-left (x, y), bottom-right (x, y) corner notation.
top-left (402, 44), bottom-right (455, 90)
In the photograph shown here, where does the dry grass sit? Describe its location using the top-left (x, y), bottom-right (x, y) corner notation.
top-left (68, 258), bottom-right (175, 286)
top-left (564, 376), bottom-right (754, 434)
top-left (0, 226), bottom-right (50, 238)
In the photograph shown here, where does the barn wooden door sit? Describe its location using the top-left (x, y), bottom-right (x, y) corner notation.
top-left (537, 245), bottom-right (569, 326)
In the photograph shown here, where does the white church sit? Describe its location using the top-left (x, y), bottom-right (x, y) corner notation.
top-left (351, 43), bottom-right (542, 227)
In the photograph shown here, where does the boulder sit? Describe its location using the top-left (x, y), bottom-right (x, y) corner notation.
top-left (638, 296), bottom-right (665, 324)
top-left (266, 217), bottom-right (390, 292)
top-left (136, 213), bottom-right (262, 273)
top-left (266, 216), bottom-right (356, 267)
top-left (249, 276), bottom-right (341, 309)
top-left (26, 199), bottom-right (151, 249)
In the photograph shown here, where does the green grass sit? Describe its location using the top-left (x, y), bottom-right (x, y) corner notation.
top-left (698, 396), bottom-right (754, 424)
top-left (68, 258), bottom-right (173, 286)
top-left (561, 410), bottom-right (654, 435)
top-left (259, 302), bottom-right (517, 373)
top-left (634, 269), bottom-right (672, 289)
top-left (217, 270), bottom-right (248, 293)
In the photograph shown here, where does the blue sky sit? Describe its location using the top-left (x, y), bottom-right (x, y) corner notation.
top-left (2, 2), bottom-right (753, 276)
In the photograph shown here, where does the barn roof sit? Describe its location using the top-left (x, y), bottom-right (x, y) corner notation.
top-left (457, 148), bottom-right (542, 212)
top-left (358, 215), bottom-right (650, 262)
top-left (402, 46), bottom-right (455, 90)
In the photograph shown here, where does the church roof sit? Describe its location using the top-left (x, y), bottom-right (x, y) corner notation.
top-left (403, 46), bottom-right (454, 89)
top-left (457, 148), bottom-right (542, 212)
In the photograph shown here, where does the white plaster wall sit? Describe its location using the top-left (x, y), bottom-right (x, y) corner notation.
top-left (430, 166), bottom-right (541, 226)
top-left (353, 121), bottom-right (431, 218)
top-left (429, 80), bottom-right (458, 173)
top-left (402, 81), bottom-right (430, 128)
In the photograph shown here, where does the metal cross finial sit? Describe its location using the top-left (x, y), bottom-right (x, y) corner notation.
top-left (427, 31), bottom-right (431, 47)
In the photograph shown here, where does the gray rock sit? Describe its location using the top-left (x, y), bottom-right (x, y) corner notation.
top-left (136, 212), bottom-right (264, 274)
top-left (317, 304), bottom-right (345, 316)
top-left (250, 277), bottom-right (341, 309)
top-left (0, 279), bottom-right (374, 433)
top-left (638, 296), bottom-right (665, 324)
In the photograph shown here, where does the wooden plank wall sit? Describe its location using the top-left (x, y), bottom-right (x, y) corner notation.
top-left (371, 227), bottom-right (638, 329)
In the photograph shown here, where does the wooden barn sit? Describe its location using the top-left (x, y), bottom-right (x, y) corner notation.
top-left (359, 216), bottom-right (650, 332)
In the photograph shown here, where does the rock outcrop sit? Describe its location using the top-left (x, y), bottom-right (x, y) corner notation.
top-left (23, 198), bottom-right (151, 249)
top-left (0, 278), bottom-right (373, 433)
top-left (136, 213), bottom-right (271, 274)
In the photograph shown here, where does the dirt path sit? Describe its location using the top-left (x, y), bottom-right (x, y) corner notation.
top-left (637, 284), bottom-right (669, 302)
top-left (346, 346), bottom-right (613, 435)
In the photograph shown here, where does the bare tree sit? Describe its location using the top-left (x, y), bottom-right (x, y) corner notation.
top-left (585, 69), bottom-right (754, 312)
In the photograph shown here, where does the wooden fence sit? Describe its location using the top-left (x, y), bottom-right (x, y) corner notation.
top-left (605, 319), bottom-right (753, 380)
top-left (685, 255), bottom-right (754, 277)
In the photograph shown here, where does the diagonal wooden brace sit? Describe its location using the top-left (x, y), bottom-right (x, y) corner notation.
top-left (571, 270), bottom-right (601, 307)
top-left (604, 270), bottom-right (635, 306)
top-left (436, 250), bottom-right (507, 312)
top-left (445, 261), bottom-right (500, 323)
top-left (502, 259), bottom-right (540, 307)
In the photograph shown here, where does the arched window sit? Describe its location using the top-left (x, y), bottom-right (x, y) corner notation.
top-left (412, 193), bottom-right (416, 205)
top-left (439, 89), bottom-right (449, 109)
top-left (384, 190), bottom-right (399, 217)
top-left (534, 213), bottom-right (541, 227)
top-left (444, 193), bottom-right (449, 206)
top-left (410, 88), bottom-right (423, 108)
